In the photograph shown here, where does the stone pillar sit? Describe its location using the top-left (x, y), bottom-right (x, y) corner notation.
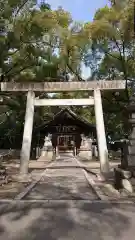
top-left (127, 93), bottom-right (135, 167)
top-left (94, 89), bottom-right (109, 174)
top-left (93, 145), bottom-right (98, 158)
top-left (20, 91), bottom-right (35, 175)
top-left (56, 146), bottom-right (59, 157)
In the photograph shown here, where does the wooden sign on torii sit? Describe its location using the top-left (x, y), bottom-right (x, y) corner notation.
top-left (0, 80), bottom-right (126, 177)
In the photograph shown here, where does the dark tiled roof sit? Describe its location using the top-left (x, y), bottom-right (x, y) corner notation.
top-left (37, 108), bottom-right (96, 133)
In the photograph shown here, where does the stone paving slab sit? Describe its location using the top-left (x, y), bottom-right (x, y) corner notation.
top-left (25, 170), bottom-right (98, 200)
top-left (0, 201), bottom-right (135, 240)
top-left (25, 157), bottom-right (99, 200)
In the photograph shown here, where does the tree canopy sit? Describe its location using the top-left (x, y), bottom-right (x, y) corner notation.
top-left (0, 0), bottom-right (134, 148)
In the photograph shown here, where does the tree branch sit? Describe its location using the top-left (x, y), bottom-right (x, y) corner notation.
top-left (14, 0), bottom-right (31, 18)
top-left (66, 63), bottom-right (84, 81)
top-left (2, 55), bottom-right (29, 78)
top-left (65, 46), bottom-right (84, 81)
top-left (8, 64), bottom-right (34, 78)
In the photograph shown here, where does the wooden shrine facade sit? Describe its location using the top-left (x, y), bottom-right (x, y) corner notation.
top-left (37, 108), bottom-right (96, 151)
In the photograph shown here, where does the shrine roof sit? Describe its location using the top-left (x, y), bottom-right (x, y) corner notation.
top-left (37, 108), bottom-right (96, 134)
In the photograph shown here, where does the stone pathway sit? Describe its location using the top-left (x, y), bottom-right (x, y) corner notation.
top-left (25, 155), bottom-right (99, 200)
top-left (0, 201), bottom-right (135, 240)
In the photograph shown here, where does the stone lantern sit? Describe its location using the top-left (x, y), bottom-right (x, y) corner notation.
top-left (114, 87), bottom-right (135, 193)
top-left (127, 92), bottom-right (135, 169)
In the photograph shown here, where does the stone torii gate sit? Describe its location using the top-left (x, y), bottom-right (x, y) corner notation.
top-left (0, 80), bottom-right (126, 176)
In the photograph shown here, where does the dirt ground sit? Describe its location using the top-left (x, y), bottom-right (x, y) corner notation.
top-left (0, 159), bottom-right (28, 199)
top-left (0, 158), bottom-right (53, 199)
top-left (0, 157), bottom-right (121, 200)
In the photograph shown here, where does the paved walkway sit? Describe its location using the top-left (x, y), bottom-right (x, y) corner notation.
top-left (25, 154), bottom-right (99, 200)
top-left (0, 154), bottom-right (135, 239)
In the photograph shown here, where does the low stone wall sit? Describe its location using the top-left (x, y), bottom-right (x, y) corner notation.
top-left (12, 150), bottom-right (20, 158)
top-left (0, 149), bottom-right (20, 161)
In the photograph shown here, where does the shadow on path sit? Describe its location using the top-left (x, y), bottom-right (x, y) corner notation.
top-left (0, 201), bottom-right (134, 240)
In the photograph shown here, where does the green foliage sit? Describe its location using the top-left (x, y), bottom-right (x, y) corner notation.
top-left (82, 0), bottom-right (135, 138)
top-left (0, 0), bottom-right (89, 147)
top-left (0, 0), bottom-right (134, 147)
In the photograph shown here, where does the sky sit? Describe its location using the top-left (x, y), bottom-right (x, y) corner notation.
top-left (40, 0), bottom-right (109, 78)
top-left (46, 0), bottom-right (109, 22)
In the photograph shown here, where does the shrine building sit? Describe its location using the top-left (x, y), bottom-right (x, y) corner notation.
top-left (34, 108), bottom-right (96, 158)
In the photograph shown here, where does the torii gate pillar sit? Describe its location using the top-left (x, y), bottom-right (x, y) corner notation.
top-left (94, 89), bottom-right (109, 174)
top-left (20, 91), bottom-right (35, 175)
